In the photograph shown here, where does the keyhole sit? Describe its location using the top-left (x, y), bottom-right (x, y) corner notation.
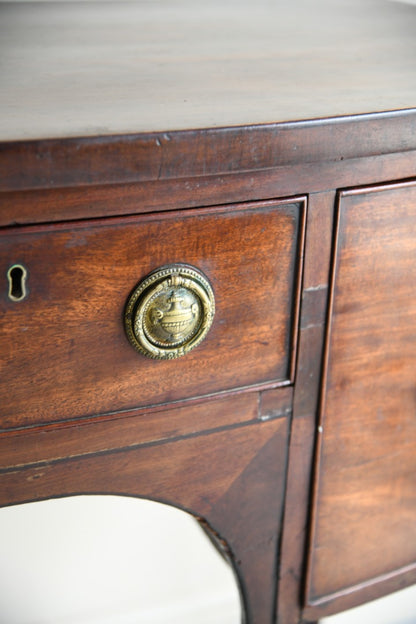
top-left (7, 264), bottom-right (28, 302)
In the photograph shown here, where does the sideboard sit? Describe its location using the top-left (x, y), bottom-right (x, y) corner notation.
top-left (1, 1), bottom-right (415, 622)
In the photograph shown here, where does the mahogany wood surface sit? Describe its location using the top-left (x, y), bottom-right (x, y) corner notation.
top-left (277, 191), bottom-right (336, 624)
top-left (1, 0), bottom-right (415, 141)
top-left (306, 182), bottom-right (416, 613)
top-left (0, 386), bottom-right (294, 470)
top-left (0, 199), bottom-right (304, 430)
top-left (1, 112), bottom-right (416, 196)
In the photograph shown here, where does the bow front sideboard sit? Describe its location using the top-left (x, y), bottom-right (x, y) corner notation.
top-left (0, 1), bottom-right (415, 622)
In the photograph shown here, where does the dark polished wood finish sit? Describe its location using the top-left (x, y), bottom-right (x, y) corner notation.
top-left (0, 199), bottom-right (304, 429)
top-left (277, 191), bottom-right (336, 624)
top-left (1, 0), bottom-right (415, 141)
top-left (1, 1), bottom-right (415, 623)
top-left (305, 181), bottom-right (416, 617)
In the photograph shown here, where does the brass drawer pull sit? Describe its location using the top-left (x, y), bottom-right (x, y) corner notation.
top-left (124, 264), bottom-right (215, 360)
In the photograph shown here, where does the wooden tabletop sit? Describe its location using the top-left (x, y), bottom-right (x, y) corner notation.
top-left (1, 0), bottom-right (415, 141)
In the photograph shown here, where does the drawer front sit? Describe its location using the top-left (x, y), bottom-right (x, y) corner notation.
top-left (0, 198), bottom-right (305, 429)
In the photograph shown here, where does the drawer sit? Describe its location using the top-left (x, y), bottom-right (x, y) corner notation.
top-left (0, 198), bottom-right (305, 430)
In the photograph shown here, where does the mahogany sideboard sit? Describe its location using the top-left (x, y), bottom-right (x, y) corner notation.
top-left (1, 1), bottom-right (415, 622)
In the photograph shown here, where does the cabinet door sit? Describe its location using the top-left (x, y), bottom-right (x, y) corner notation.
top-left (306, 182), bottom-right (416, 610)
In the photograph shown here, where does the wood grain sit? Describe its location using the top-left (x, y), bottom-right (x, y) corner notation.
top-left (276, 191), bottom-right (335, 624)
top-left (0, 199), bottom-right (304, 430)
top-left (0, 387), bottom-right (293, 470)
top-left (306, 182), bottom-right (416, 609)
top-left (1, 112), bottom-right (416, 197)
top-left (0, 0), bottom-right (415, 140)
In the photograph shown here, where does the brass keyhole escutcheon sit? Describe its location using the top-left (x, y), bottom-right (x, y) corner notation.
top-left (125, 265), bottom-right (215, 360)
top-left (7, 264), bottom-right (28, 302)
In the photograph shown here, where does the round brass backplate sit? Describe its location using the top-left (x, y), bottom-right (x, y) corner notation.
top-left (124, 264), bottom-right (215, 360)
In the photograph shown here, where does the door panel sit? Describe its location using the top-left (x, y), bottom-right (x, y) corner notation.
top-left (307, 181), bottom-right (416, 604)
